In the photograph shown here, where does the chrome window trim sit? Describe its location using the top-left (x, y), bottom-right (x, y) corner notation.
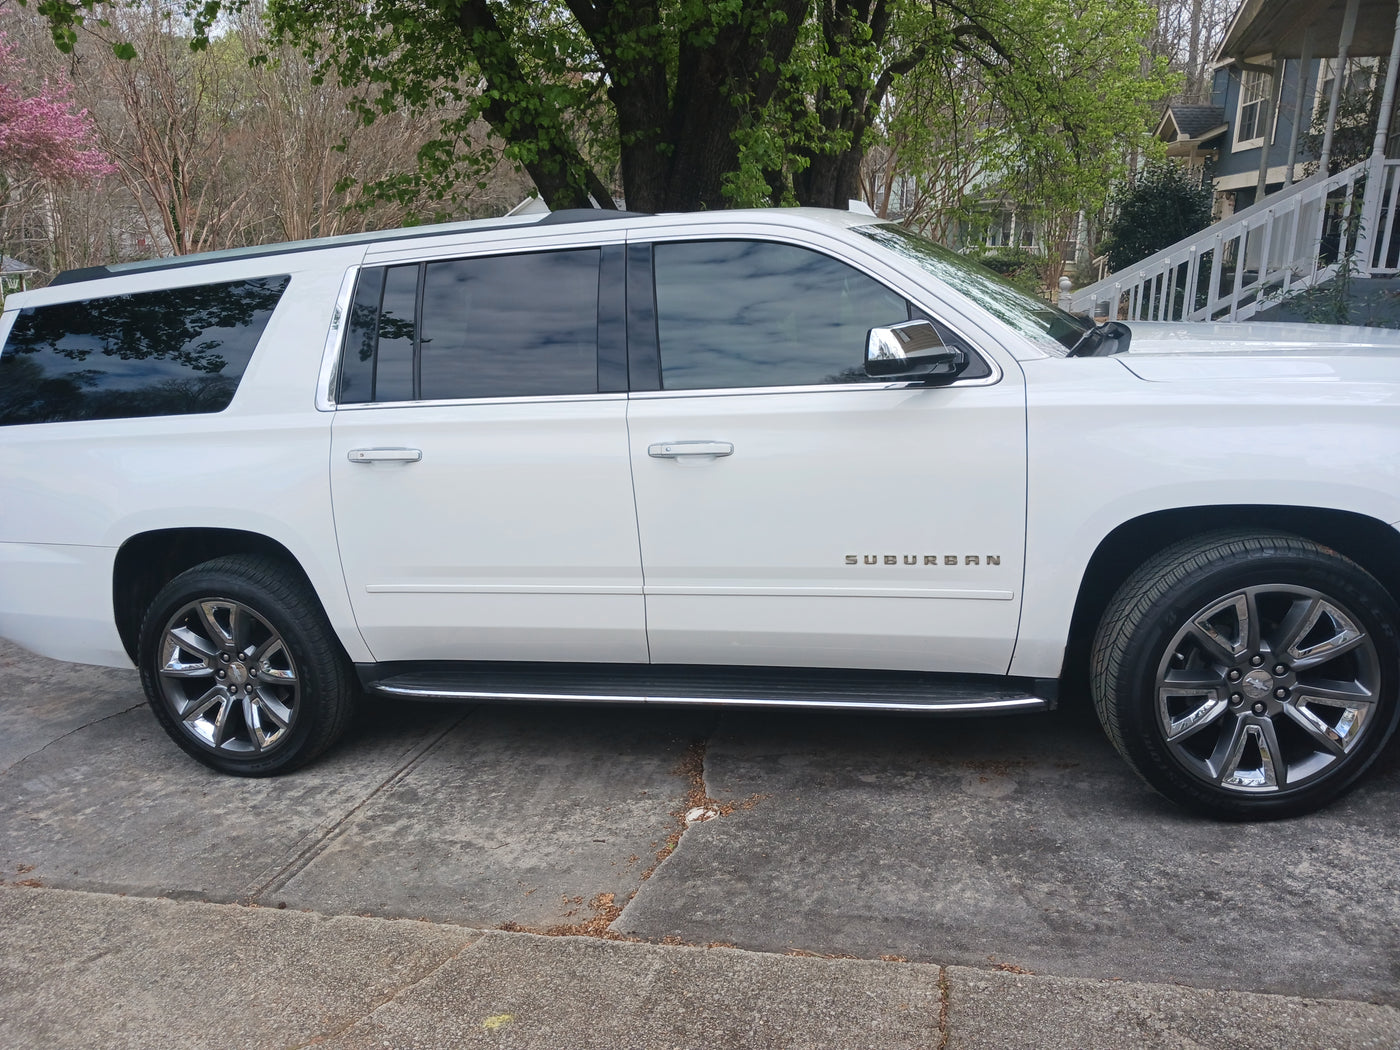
top-left (335, 391), bottom-right (629, 411)
top-left (629, 366), bottom-right (1001, 401)
top-left (316, 266), bottom-right (361, 412)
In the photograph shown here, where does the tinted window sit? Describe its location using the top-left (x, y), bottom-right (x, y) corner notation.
top-left (0, 276), bottom-right (289, 426)
top-left (375, 264), bottom-right (418, 403)
top-left (653, 241), bottom-right (909, 390)
top-left (338, 248), bottom-right (601, 403)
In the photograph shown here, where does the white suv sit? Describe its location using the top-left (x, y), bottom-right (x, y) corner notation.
top-left (3, 207), bottom-right (1400, 820)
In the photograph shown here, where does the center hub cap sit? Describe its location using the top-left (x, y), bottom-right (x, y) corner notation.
top-left (1241, 669), bottom-right (1273, 701)
top-left (226, 662), bottom-right (250, 688)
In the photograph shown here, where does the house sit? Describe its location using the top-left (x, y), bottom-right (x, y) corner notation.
top-left (1071, 0), bottom-right (1400, 323)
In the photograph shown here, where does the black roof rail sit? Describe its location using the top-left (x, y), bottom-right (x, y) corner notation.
top-left (537, 209), bottom-right (650, 225)
top-left (44, 208), bottom-right (653, 289)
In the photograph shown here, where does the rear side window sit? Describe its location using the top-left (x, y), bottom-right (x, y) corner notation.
top-left (338, 248), bottom-right (601, 403)
top-left (0, 276), bottom-right (289, 426)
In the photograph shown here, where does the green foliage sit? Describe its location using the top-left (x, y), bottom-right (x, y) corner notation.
top-left (21, 0), bottom-right (1175, 221)
top-left (962, 248), bottom-right (1046, 294)
top-left (1101, 162), bottom-right (1213, 272)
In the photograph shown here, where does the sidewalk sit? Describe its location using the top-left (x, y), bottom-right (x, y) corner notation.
top-left (3, 884), bottom-right (1397, 1049)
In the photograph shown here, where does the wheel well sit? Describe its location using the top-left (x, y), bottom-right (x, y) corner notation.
top-left (112, 529), bottom-right (311, 663)
top-left (1062, 506), bottom-right (1400, 696)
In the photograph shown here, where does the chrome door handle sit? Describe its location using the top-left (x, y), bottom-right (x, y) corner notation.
top-left (348, 447), bottom-right (423, 463)
top-left (647, 441), bottom-right (734, 459)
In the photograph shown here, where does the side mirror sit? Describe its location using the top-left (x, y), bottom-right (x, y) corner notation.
top-left (865, 320), bottom-right (966, 382)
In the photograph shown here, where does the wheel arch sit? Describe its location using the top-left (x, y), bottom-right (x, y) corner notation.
top-left (1062, 505), bottom-right (1400, 688)
top-left (113, 528), bottom-right (316, 664)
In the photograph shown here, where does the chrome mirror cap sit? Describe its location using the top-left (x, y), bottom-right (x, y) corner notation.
top-left (865, 320), bottom-right (965, 380)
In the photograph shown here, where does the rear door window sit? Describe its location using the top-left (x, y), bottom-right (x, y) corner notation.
top-left (339, 248), bottom-right (602, 403)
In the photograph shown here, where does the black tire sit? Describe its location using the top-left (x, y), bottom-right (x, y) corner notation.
top-left (1091, 531), bottom-right (1400, 820)
top-left (138, 554), bottom-right (356, 775)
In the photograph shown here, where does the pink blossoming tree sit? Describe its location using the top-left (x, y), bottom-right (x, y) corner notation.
top-left (0, 30), bottom-right (114, 184)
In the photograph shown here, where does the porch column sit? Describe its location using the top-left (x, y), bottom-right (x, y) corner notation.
top-left (1318, 0), bottom-right (1361, 175)
top-left (1355, 0), bottom-right (1400, 270)
top-left (1284, 29), bottom-right (1315, 186)
top-left (1256, 57), bottom-right (1286, 196)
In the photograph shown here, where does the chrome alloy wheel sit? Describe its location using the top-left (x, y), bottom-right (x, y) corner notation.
top-left (156, 598), bottom-right (299, 755)
top-left (1156, 585), bottom-right (1380, 793)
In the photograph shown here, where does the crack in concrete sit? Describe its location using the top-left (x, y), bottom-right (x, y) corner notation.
top-left (610, 721), bottom-right (729, 936)
top-left (284, 930), bottom-right (483, 1050)
top-left (246, 709), bottom-right (475, 901)
top-left (0, 702), bottom-right (146, 778)
top-left (937, 967), bottom-right (951, 1050)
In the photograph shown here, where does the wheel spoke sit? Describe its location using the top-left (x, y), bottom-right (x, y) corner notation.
top-left (1286, 602), bottom-right (1366, 670)
top-left (169, 625), bottom-right (219, 660)
top-left (1214, 718), bottom-right (1280, 789)
top-left (1190, 592), bottom-right (1254, 661)
top-left (197, 602), bottom-right (236, 651)
top-left (205, 691), bottom-right (234, 748)
top-left (179, 685), bottom-right (226, 722)
top-left (242, 698), bottom-right (267, 751)
top-left (254, 691), bottom-right (292, 730)
top-left (252, 639), bottom-right (296, 684)
top-left (1272, 596), bottom-right (1322, 657)
top-left (160, 638), bottom-right (216, 680)
top-left (1159, 688), bottom-right (1228, 742)
top-left (1284, 684), bottom-right (1374, 754)
top-left (1161, 668), bottom-right (1228, 691)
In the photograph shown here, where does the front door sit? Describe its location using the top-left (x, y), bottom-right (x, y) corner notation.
top-left (626, 237), bottom-right (1026, 674)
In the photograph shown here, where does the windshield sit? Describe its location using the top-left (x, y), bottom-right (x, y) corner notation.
top-left (856, 223), bottom-right (1091, 354)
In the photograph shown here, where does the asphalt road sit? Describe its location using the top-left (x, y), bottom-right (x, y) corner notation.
top-left (3, 638), bottom-right (1398, 1009)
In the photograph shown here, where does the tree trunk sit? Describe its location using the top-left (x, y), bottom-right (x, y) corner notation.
top-left (456, 0), bottom-right (612, 210)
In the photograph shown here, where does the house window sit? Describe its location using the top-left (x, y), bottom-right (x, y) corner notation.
top-left (1236, 66), bottom-right (1269, 146)
top-left (1314, 57), bottom-right (1379, 119)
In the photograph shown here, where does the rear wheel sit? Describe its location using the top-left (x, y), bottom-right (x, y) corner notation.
top-left (138, 554), bottom-right (356, 775)
top-left (1092, 532), bottom-right (1400, 819)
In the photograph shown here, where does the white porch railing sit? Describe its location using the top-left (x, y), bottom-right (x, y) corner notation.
top-left (1068, 158), bottom-right (1400, 323)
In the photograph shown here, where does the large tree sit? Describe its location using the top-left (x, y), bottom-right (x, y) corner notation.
top-left (29, 0), bottom-right (1171, 217)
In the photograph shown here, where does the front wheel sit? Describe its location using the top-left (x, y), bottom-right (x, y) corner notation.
top-left (138, 554), bottom-right (356, 775)
top-left (1092, 532), bottom-right (1400, 819)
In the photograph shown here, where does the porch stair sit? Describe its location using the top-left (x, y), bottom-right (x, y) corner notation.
top-left (1068, 158), bottom-right (1400, 323)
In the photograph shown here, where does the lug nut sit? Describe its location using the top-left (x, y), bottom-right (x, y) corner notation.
top-left (216, 670), bottom-right (226, 679)
top-left (220, 653), bottom-right (231, 663)
top-left (1251, 655), bottom-right (1264, 666)
top-left (1230, 693), bottom-right (1243, 705)
top-left (1275, 687), bottom-right (1288, 699)
top-left (1228, 669), bottom-right (1242, 682)
top-left (1252, 701), bottom-right (1267, 715)
top-left (1274, 664), bottom-right (1287, 675)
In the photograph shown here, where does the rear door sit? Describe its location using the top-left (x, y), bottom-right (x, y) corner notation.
top-left (329, 240), bottom-right (647, 663)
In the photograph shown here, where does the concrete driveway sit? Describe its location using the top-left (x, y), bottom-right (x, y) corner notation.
top-left (2, 638), bottom-right (1398, 1047)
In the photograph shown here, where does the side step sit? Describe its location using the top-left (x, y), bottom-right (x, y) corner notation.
top-left (360, 662), bottom-right (1055, 715)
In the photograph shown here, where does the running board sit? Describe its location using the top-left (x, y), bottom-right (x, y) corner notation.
top-left (360, 662), bottom-right (1055, 715)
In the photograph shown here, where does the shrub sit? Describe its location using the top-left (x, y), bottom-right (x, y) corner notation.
top-left (1101, 163), bottom-right (1213, 272)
